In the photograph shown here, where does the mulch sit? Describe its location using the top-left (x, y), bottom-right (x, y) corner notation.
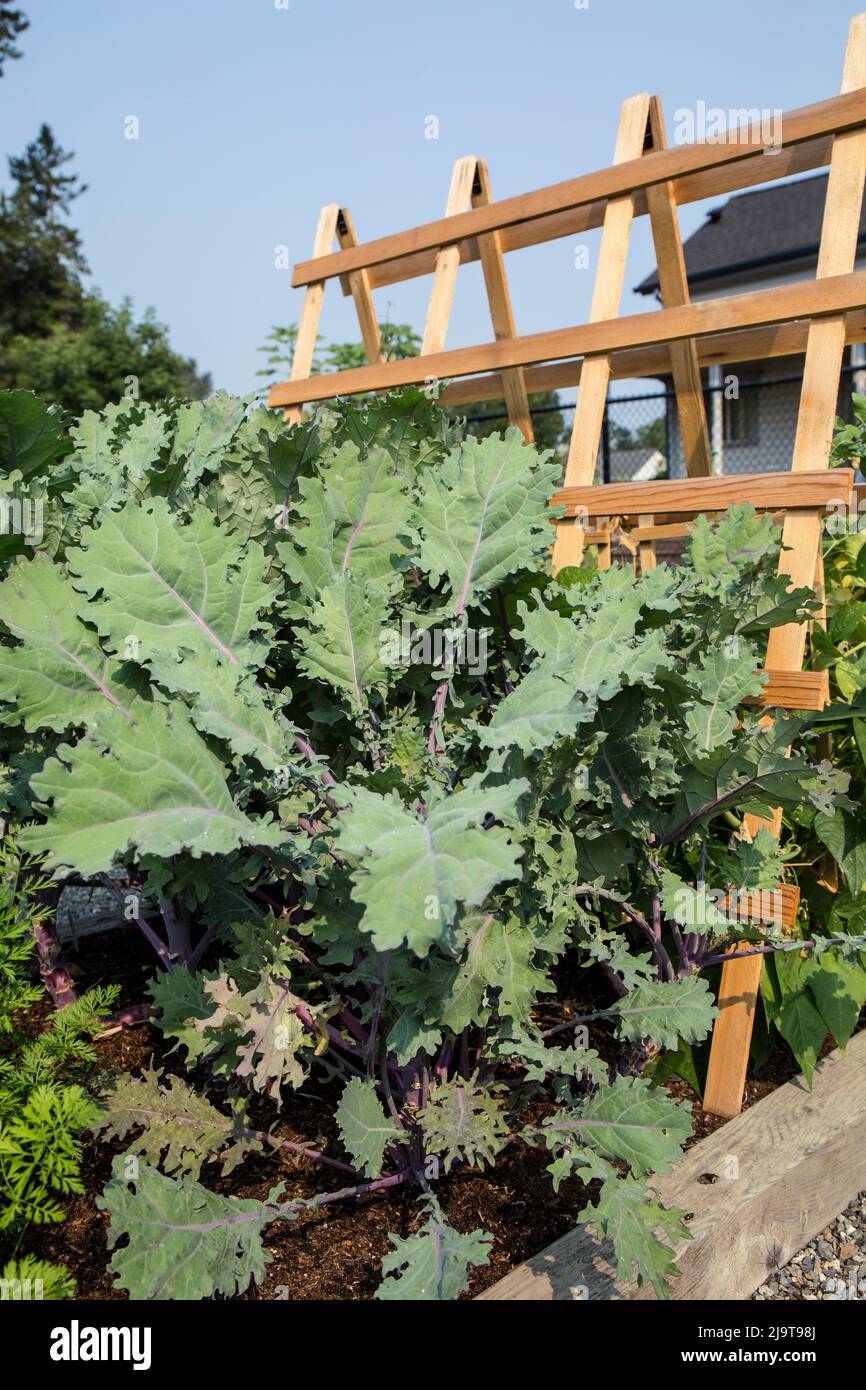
top-left (0, 922), bottom-right (813, 1301)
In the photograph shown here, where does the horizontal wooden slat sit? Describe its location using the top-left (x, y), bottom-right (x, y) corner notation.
top-left (747, 668), bottom-right (829, 711)
top-left (294, 90), bottom-right (866, 287)
top-left (268, 272), bottom-right (866, 409)
top-left (441, 311), bottom-right (866, 405)
top-left (359, 138), bottom-right (837, 294)
top-left (552, 469), bottom-right (855, 520)
top-left (723, 881), bottom-right (800, 929)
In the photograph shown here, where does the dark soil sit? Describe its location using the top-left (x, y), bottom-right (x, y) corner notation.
top-left (0, 922), bottom-right (830, 1301)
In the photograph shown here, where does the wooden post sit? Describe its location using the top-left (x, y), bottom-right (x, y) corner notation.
top-left (471, 159), bottom-right (535, 442)
top-left (645, 97), bottom-right (714, 479)
top-left (421, 157), bottom-right (479, 356)
top-left (552, 94), bottom-right (652, 572)
top-left (283, 204), bottom-right (341, 424)
top-left (336, 207), bottom-right (383, 365)
top-left (704, 11), bottom-right (866, 1119)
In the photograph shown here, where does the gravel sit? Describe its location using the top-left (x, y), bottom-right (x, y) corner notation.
top-left (753, 1192), bottom-right (866, 1300)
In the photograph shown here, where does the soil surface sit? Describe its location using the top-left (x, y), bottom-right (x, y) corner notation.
top-left (0, 922), bottom-right (821, 1301)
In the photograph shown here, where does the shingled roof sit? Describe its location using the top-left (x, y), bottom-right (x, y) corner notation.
top-left (635, 172), bottom-right (866, 296)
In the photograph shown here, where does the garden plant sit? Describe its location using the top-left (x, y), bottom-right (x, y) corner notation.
top-left (1, 384), bottom-right (865, 1300)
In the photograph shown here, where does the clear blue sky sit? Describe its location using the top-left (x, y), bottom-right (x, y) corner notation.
top-left (2, 0), bottom-right (861, 396)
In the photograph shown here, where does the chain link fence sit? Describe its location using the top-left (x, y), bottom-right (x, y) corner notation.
top-left (465, 363), bottom-right (865, 481)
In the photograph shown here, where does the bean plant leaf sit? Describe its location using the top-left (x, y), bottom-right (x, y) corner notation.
top-left (803, 949), bottom-right (866, 1050)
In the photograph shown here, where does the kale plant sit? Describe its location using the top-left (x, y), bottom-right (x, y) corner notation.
top-left (0, 386), bottom-right (861, 1300)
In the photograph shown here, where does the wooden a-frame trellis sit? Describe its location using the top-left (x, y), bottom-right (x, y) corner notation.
top-left (270, 12), bottom-right (866, 1118)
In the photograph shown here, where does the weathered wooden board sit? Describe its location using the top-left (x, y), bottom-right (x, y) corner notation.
top-left (478, 1029), bottom-right (866, 1301)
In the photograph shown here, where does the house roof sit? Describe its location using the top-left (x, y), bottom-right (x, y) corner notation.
top-left (635, 172), bottom-right (866, 296)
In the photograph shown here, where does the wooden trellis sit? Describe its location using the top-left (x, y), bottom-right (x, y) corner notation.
top-left (270, 12), bottom-right (866, 1118)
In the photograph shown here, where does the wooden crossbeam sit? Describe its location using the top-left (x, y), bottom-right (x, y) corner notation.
top-left (354, 135), bottom-right (840, 295)
top-left (268, 270), bottom-right (866, 409)
top-left (703, 10), bottom-right (866, 1122)
top-left (291, 89), bottom-right (866, 288)
top-left (440, 311), bottom-right (866, 405)
top-left (551, 469), bottom-right (855, 519)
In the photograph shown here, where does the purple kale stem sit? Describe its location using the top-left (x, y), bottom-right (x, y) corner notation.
top-left (292, 731), bottom-right (335, 785)
top-left (380, 1053), bottom-right (404, 1126)
top-left (160, 897), bottom-right (192, 964)
top-left (188, 923), bottom-right (217, 972)
top-left (177, 1171), bottom-right (412, 1233)
top-left (31, 915), bottom-right (77, 1008)
top-left (366, 952), bottom-right (390, 1077)
top-left (660, 774), bottom-right (769, 847)
top-left (106, 1003), bottom-right (149, 1028)
top-left (700, 937), bottom-right (848, 969)
top-left (596, 956), bottom-right (629, 1000)
top-left (97, 873), bottom-right (173, 970)
top-left (254, 1129), bottom-right (359, 1177)
top-left (434, 1038), bottom-right (453, 1083)
top-left (338, 1008), bottom-right (370, 1049)
top-left (575, 884), bottom-right (674, 980)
